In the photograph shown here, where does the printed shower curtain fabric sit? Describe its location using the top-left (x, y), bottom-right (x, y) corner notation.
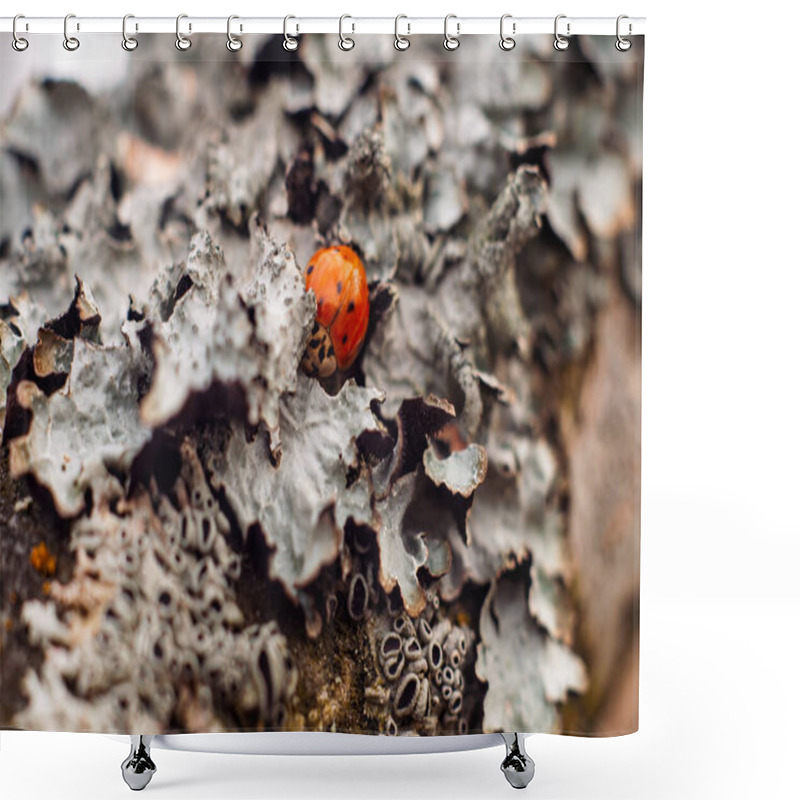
top-left (0, 30), bottom-right (642, 737)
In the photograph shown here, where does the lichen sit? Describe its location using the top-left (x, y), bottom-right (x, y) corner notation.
top-left (374, 471), bottom-right (429, 618)
top-left (0, 316), bottom-right (26, 431)
top-left (29, 542), bottom-right (56, 576)
top-left (140, 218), bottom-right (316, 436)
top-left (367, 604), bottom-right (477, 735)
top-left (15, 441), bottom-right (296, 733)
top-left (2, 80), bottom-right (102, 198)
top-left (9, 337), bottom-right (150, 517)
top-left (203, 375), bottom-right (382, 603)
top-left (423, 443), bottom-right (488, 499)
top-left (476, 567), bottom-right (587, 732)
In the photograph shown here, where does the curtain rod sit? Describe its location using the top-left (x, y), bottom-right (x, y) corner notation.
top-left (0, 16), bottom-right (646, 37)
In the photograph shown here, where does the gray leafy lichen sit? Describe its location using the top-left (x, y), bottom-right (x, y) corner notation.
top-left (140, 218), bottom-right (317, 436)
top-left (17, 441), bottom-right (296, 733)
top-left (0, 316), bottom-right (26, 431)
top-left (374, 471), bottom-right (430, 618)
top-left (204, 375), bottom-right (382, 600)
top-left (476, 569), bottom-right (587, 733)
top-left (423, 443), bottom-right (488, 499)
top-left (1, 33), bottom-right (641, 736)
top-left (10, 338), bottom-right (150, 517)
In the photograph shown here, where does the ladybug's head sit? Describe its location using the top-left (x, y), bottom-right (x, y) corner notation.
top-left (301, 319), bottom-right (337, 379)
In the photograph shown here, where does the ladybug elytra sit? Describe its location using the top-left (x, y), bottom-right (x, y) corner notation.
top-left (301, 245), bottom-right (369, 378)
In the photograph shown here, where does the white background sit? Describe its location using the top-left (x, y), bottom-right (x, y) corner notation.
top-left (2, 1), bottom-right (799, 798)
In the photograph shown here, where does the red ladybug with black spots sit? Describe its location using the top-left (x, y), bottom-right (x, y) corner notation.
top-left (301, 245), bottom-right (369, 378)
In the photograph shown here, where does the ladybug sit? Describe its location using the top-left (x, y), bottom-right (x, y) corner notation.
top-left (301, 245), bottom-right (369, 378)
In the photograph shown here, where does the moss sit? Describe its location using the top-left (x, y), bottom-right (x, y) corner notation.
top-left (286, 611), bottom-right (374, 734)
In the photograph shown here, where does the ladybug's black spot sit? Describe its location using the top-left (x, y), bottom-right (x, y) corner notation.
top-left (347, 301), bottom-right (355, 313)
top-left (307, 264), bottom-right (314, 275)
top-left (309, 337), bottom-right (322, 348)
top-left (342, 334), bottom-right (348, 345)
top-left (327, 345), bottom-right (335, 359)
top-left (318, 344), bottom-right (327, 358)
top-left (337, 281), bottom-right (343, 293)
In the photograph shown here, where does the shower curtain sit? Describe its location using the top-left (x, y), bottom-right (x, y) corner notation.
top-left (0, 25), bottom-right (642, 739)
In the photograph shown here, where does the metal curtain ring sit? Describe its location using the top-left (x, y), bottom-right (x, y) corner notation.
top-left (122, 14), bottom-right (138, 51)
top-left (283, 15), bottom-right (299, 51)
top-left (443, 14), bottom-right (460, 51)
top-left (394, 15), bottom-right (410, 51)
top-left (616, 15), bottom-right (632, 51)
top-left (63, 13), bottom-right (80, 51)
top-left (499, 14), bottom-right (516, 51)
top-left (339, 15), bottom-right (355, 51)
top-left (227, 15), bottom-right (242, 51)
top-left (553, 14), bottom-right (570, 51)
top-left (176, 14), bottom-right (191, 51)
top-left (12, 14), bottom-right (29, 51)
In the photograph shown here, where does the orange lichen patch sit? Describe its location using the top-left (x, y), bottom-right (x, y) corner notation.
top-left (42, 581), bottom-right (52, 596)
top-left (30, 542), bottom-right (57, 576)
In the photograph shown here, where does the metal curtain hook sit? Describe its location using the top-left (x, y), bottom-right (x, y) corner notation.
top-left (227, 15), bottom-right (242, 51)
top-left (616, 15), bottom-right (632, 51)
top-left (553, 14), bottom-right (570, 51)
top-left (339, 14), bottom-right (355, 51)
top-left (63, 13), bottom-right (80, 51)
top-left (283, 15), bottom-right (299, 51)
top-left (176, 14), bottom-right (192, 51)
top-left (12, 14), bottom-right (29, 51)
top-left (499, 14), bottom-right (516, 51)
top-left (394, 15), bottom-right (410, 51)
top-left (443, 14), bottom-right (460, 51)
top-left (122, 14), bottom-right (138, 51)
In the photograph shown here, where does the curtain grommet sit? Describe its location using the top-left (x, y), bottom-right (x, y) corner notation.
top-left (63, 13), bottom-right (80, 51)
top-left (499, 14), bottom-right (516, 51)
top-left (616, 15), bottom-right (632, 51)
top-left (175, 13), bottom-right (192, 51)
top-left (121, 14), bottom-right (138, 51)
top-left (394, 14), bottom-right (410, 51)
top-left (553, 14), bottom-right (570, 51)
top-left (12, 14), bottom-right (29, 51)
top-left (226, 15), bottom-right (243, 52)
top-left (283, 15), bottom-right (299, 51)
top-left (443, 14), bottom-right (460, 51)
top-left (339, 14), bottom-right (355, 51)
